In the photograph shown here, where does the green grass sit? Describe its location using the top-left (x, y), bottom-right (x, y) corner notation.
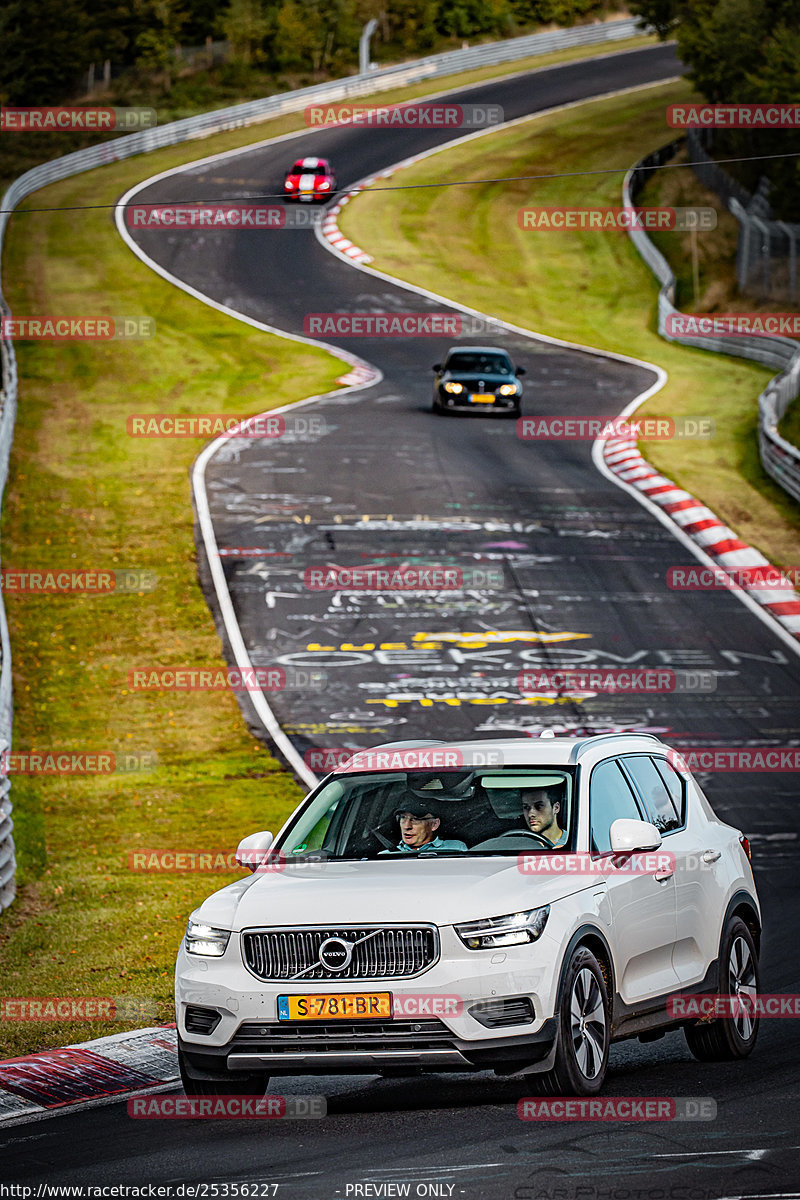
top-left (340, 79), bottom-right (800, 568)
top-left (779, 399), bottom-right (800, 449)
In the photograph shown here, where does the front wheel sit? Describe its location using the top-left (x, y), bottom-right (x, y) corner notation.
top-left (534, 946), bottom-right (610, 1095)
top-left (684, 916), bottom-right (760, 1061)
top-left (179, 1047), bottom-right (269, 1097)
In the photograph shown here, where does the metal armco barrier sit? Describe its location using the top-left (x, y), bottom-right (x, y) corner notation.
top-left (0, 16), bottom-right (643, 912)
top-left (623, 143), bottom-right (800, 506)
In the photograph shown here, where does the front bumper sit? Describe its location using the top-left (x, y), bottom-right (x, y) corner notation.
top-left (436, 391), bottom-right (519, 413)
top-left (179, 1016), bottom-right (558, 1078)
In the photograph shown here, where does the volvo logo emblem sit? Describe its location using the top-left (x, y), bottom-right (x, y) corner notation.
top-left (318, 936), bottom-right (354, 971)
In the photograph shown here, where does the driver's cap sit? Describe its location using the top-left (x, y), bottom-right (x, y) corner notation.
top-left (394, 799), bottom-right (440, 820)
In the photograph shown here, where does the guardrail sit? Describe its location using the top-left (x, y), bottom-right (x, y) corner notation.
top-left (623, 142), bottom-right (800, 506)
top-left (0, 15), bottom-right (645, 913)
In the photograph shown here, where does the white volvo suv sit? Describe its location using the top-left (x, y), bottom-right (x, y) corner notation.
top-left (175, 733), bottom-right (761, 1096)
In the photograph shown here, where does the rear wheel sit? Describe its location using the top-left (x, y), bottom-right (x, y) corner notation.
top-left (532, 946), bottom-right (609, 1095)
top-left (179, 1047), bottom-right (269, 1097)
top-left (684, 916), bottom-right (759, 1061)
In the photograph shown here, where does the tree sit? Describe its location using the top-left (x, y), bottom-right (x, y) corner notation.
top-left (0, 0), bottom-right (91, 103)
top-left (220, 0), bottom-right (271, 63)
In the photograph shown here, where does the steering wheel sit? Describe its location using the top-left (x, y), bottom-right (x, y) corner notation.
top-left (496, 829), bottom-right (553, 849)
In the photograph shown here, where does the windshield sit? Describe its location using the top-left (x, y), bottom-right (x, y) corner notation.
top-left (290, 160), bottom-right (326, 174)
top-left (276, 768), bottom-right (573, 860)
top-left (445, 353), bottom-right (512, 375)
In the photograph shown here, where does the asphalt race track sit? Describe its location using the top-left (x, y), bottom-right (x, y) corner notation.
top-left (5, 42), bottom-right (800, 1197)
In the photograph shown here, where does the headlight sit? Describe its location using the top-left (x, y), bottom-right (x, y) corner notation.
top-left (284, 180), bottom-right (295, 189)
top-left (185, 921), bottom-right (231, 957)
top-left (498, 383), bottom-right (518, 396)
top-left (455, 907), bottom-right (549, 949)
top-left (319, 181), bottom-right (331, 189)
top-left (443, 382), bottom-right (464, 394)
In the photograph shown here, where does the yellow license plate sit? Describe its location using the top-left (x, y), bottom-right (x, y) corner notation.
top-left (277, 992), bottom-right (392, 1020)
top-left (470, 393), bottom-right (495, 403)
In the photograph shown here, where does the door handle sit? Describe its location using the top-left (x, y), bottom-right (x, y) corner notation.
top-left (654, 869), bottom-right (673, 882)
top-left (702, 850), bottom-right (721, 863)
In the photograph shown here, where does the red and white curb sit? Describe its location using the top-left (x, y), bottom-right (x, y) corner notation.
top-left (320, 169), bottom-right (402, 264)
top-left (0, 1026), bottom-right (178, 1124)
top-left (603, 434), bottom-right (800, 638)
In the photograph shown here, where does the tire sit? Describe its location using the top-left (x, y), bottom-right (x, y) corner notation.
top-left (179, 1047), bottom-right (269, 1097)
top-left (684, 916), bottom-right (760, 1062)
top-left (533, 946), bottom-right (610, 1096)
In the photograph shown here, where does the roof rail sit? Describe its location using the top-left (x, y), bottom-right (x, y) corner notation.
top-left (568, 732), bottom-right (660, 763)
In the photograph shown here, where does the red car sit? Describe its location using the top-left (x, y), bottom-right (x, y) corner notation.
top-left (283, 156), bottom-right (336, 203)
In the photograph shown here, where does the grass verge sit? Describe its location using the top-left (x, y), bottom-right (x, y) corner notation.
top-left (339, 79), bottom-right (800, 568)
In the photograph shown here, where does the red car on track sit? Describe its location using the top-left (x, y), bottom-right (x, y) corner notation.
top-left (283, 157), bottom-right (336, 203)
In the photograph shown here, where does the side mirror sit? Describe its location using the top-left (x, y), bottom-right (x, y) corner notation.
top-left (609, 818), bottom-right (662, 854)
top-left (515, 366), bottom-right (526, 376)
top-left (236, 830), bottom-right (274, 872)
top-left (432, 363), bottom-right (441, 371)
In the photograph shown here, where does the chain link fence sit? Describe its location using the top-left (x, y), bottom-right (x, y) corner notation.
top-left (686, 129), bottom-right (800, 303)
top-left (624, 142), bottom-right (800, 506)
top-left (0, 16), bottom-right (646, 913)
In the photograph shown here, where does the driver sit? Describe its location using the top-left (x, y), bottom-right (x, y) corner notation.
top-left (391, 799), bottom-right (467, 854)
top-left (521, 786), bottom-right (568, 847)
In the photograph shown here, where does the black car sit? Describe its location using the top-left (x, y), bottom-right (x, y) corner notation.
top-left (431, 345), bottom-right (525, 416)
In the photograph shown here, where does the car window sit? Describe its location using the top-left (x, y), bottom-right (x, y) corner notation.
top-left (621, 755), bottom-right (681, 833)
top-left (651, 757), bottom-right (686, 826)
top-left (446, 353), bottom-right (512, 374)
top-left (276, 768), bottom-right (575, 858)
top-left (589, 760), bottom-right (643, 853)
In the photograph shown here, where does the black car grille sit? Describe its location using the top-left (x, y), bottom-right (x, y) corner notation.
top-left (231, 1018), bottom-right (453, 1054)
top-left (242, 926), bottom-right (438, 981)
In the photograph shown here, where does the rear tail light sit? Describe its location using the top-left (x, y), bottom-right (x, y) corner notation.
top-left (739, 834), bottom-right (752, 862)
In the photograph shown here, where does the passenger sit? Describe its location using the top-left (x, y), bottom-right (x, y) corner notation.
top-left (521, 786), bottom-right (568, 847)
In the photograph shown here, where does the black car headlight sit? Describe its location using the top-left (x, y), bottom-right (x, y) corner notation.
top-left (443, 382), bottom-right (464, 394)
top-left (455, 907), bottom-right (549, 949)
